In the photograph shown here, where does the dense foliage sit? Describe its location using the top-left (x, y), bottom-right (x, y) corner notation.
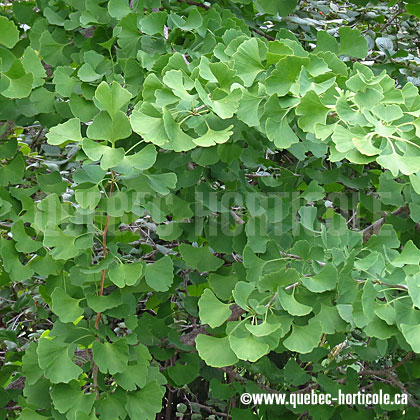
top-left (2, 0), bottom-right (420, 419)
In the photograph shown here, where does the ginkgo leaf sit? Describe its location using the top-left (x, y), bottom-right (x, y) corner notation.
top-left (37, 338), bottom-right (82, 383)
top-left (95, 81), bottom-right (132, 118)
top-left (46, 118), bottom-right (82, 145)
top-left (192, 124), bottom-right (234, 147)
top-left (198, 288), bottom-right (232, 328)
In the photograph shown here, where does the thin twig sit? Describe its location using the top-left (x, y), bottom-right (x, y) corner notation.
top-left (361, 204), bottom-right (409, 243)
top-left (250, 27), bottom-right (275, 41)
top-left (30, 127), bottom-right (44, 149)
top-left (381, 7), bottom-right (405, 31)
top-left (94, 178), bottom-right (115, 329)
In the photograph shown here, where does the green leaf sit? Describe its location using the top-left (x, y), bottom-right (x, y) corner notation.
top-left (0, 60), bottom-right (34, 99)
top-left (283, 321), bottom-right (323, 353)
top-left (69, 94), bottom-right (99, 122)
top-left (0, 16), bottom-right (19, 48)
top-left (22, 342), bottom-right (43, 386)
top-left (92, 339), bottom-right (129, 374)
top-left (39, 31), bottom-right (68, 66)
top-left (86, 291), bottom-right (123, 312)
top-left (266, 56), bottom-right (307, 96)
top-left (37, 171), bottom-right (67, 195)
top-left (146, 173), bottom-right (177, 195)
top-left (37, 338), bottom-right (82, 383)
top-left (314, 31), bottom-right (339, 54)
top-left (245, 319), bottom-right (282, 337)
top-left (392, 240), bottom-right (420, 267)
top-left (130, 103), bottom-right (168, 147)
top-left (232, 38), bottom-right (265, 87)
top-left (0, 238), bottom-right (34, 282)
top-left (400, 324), bottom-right (420, 353)
top-left (53, 66), bottom-right (75, 97)
top-left (96, 390), bottom-right (128, 420)
top-left (209, 272), bottom-right (238, 301)
top-left (169, 8), bottom-right (202, 30)
top-left (139, 11), bottom-right (168, 35)
top-left (51, 288), bottom-right (84, 323)
top-left (22, 47), bottom-right (47, 88)
top-left (43, 223), bottom-right (80, 260)
top-left (0, 153), bottom-right (25, 185)
top-left (46, 118), bottom-right (82, 145)
top-left (193, 124), bottom-right (234, 147)
top-left (233, 281), bottom-right (255, 310)
top-left (296, 90), bottom-right (329, 133)
top-left (167, 353), bottom-right (200, 386)
top-left (372, 104), bottom-right (403, 122)
top-left (253, 0), bottom-right (298, 17)
top-left (162, 70), bottom-right (197, 101)
top-left (123, 144), bottom-right (157, 170)
top-left (17, 408), bottom-right (48, 420)
top-left (125, 382), bottom-right (165, 420)
top-left (375, 303), bottom-right (396, 325)
top-left (179, 244), bottom-right (224, 272)
top-left (364, 316), bottom-right (397, 339)
top-left (51, 382), bottom-right (95, 418)
top-left (309, 304), bottom-right (347, 334)
top-left (266, 118), bottom-right (299, 149)
top-left (86, 111), bottom-right (132, 144)
top-left (108, 0), bottom-right (131, 19)
top-left (198, 289), bottom-right (232, 328)
top-left (237, 90), bottom-right (263, 127)
top-left (95, 81), bottom-right (132, 118)
top-left (109, 262), bottom-right (143, 288)
top-left (11, 220), bottom-right (42, 253)
top-left (338, 27), bottom-right (368, 58)
top-left (82, 139), bottom-right (125, 170)
top-left (196, 335), bottom-right (239, 367)
top-left (229, 333), bottom-right (270, 362)
top-left (407, 274), bottom-right (420, 309)
top-left (301, 180), bottom-right (325, 202)
top-left (162, 107), bottom-right (196, 151)
top-left (277, 288), bottom-right (312, 316)
top-left (301, 264), bottom-right (337, 293)
top-left (145, 256), bottom-right (174, 292)
top-left (75, 186), bottom-right (101, 210)
top-left (114, 345), bottom-right (151, 390)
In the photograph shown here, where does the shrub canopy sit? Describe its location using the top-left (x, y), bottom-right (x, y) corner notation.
top-left (2, 0), bottom-right (420, 419)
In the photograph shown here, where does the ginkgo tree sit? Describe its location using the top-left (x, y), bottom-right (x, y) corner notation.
top-left (2, 0), bottom-right (420, 419)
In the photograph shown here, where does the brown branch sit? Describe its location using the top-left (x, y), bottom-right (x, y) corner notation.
top-left (230, 209), bottom-right (245, 225)
top-left (30, 127), bottom-right (44, 150)
top-left (380, 7), bottom-right (405, 32)
top-left (362, 204), bottom-right (408, 243)
top-left (192, 403), bottom-right (231, 418)
top-left (5, 406), bottom-right (21, 411)
top-left (250, 27), bottom-right (275, 41)
top-left (392, 351), bottom-right (413, 370)
top-left (165, 387), bottom-right (175, 420)
top-left (94, 178), bottom-right (115, 329)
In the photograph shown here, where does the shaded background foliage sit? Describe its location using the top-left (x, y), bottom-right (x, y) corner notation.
top-left (1, 0), bottom-right (420, 419)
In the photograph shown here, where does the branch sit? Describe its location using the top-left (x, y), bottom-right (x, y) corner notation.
top-left (361, 204), bottom-right (409, 243)
top-left (381, 7), bottom-right (405, 32)
top-left (230, 209), bottom-right (245, 225)
top-left (250, 27), bottom-right (275, 41)
top-left (94, 178), bottom-right (115, 329)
